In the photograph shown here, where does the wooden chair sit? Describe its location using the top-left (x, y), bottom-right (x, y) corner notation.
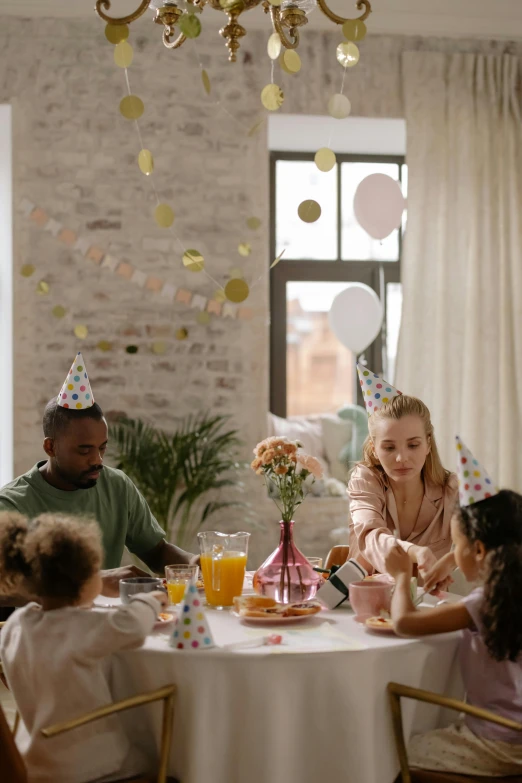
top-left (0, 684), bottom-right (177, 783)
top-left (324, 545), bottom-right (350, 572)
top-left (388, 682), bottom-right (522, 783)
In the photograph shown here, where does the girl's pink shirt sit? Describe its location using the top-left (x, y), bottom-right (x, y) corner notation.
top-left (347, 463), bottom-right (458, 574)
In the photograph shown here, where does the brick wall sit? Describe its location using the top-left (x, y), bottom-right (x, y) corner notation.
top-left (2, 16), bottom-right (508, 563)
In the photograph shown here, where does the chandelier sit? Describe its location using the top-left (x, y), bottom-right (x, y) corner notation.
top-left (95, 0), bottom-right (372, 63)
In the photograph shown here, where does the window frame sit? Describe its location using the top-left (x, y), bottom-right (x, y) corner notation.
top-left (269, 150), bottom-right (405, 418)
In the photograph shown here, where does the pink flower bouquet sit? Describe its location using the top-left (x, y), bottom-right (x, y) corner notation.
top-left (251, 436), bottom-right (323, 523)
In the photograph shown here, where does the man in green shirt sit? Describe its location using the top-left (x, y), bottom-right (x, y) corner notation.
top-left (0, 397), bottom-right (197, 600)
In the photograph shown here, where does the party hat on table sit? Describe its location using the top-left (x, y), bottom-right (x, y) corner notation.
top-left (357, 363), bottom-right (401, 415)
top-left (170, 579), bottom-right (215, 650)
top-left (57, 351), bottom-right (94, 410)
top-left (455, 436), bottom-right (498, 507)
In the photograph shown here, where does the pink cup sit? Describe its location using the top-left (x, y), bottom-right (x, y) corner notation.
top-left (348, 580), bottom-right (393, 622)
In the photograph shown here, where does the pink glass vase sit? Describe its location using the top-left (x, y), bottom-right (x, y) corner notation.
top-left (253, 520), bottom-right (321, 604)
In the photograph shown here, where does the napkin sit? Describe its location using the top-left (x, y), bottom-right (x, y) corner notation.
top-left (170, 579), bottom-right (215, 650)
top-left (317, 559), bottom-right (368, 609)
top-left (57, 351), bottom-right (94, 409)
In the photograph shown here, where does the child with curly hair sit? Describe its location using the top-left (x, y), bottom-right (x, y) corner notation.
top-left (0, 511), bottom-right (168, 783)
top-left (386, 487), bottom-right (522, 776)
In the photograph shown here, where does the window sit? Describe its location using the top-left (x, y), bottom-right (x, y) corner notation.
top-left (270, 152), bottom-right (405, 418)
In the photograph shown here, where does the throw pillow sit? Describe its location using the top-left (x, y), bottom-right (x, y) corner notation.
top-left (320, 415), bottom-right (353, 483)
top-left (267, 412), bottom-right (329, 477)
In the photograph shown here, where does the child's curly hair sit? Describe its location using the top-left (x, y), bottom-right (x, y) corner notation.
top-left (0, 512), bottom-right (102, 602)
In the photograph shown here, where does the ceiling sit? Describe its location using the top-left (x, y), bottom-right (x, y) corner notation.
top-left (1, 0), bottom-right (522, 39)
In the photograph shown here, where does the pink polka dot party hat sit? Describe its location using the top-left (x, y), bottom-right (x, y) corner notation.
top-left (356, 362), bottom-right (402, 415)
top-left (170, 579), bottom-right (215, 651)
top-left (455, 436), bottom-right (498, 507)
top-left (57, 351), bottom-right (94, 410)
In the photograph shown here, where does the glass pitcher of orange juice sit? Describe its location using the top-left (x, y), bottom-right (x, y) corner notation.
top-left (198, 531), bottom-right (250, 610)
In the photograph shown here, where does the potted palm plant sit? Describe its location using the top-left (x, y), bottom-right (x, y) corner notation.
top-left (109, 413), bottom-right (244, 548)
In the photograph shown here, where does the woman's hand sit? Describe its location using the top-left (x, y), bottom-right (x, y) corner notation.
top-left (422, 552), bottom-right (456, 594)
top-left (408, 545), bottom-right (438, 579)
top-left (385, 545), bottom-right (413, 580)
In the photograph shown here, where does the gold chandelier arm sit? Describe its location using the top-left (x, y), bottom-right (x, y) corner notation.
top-left (163, 27), bottom-right (187, 49)
top-left (94, 0), bottom-right (151, 25)
top-left (268, 5), bottom-right (299, 50)
top-left (316, 0), bottom-right (371, 26)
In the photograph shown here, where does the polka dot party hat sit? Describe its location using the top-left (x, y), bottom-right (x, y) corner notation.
top-left (357, 362), bottom-right (402, 415)
top-left (456, 436), bottom-right (498, 507)
top-left (170, 579), bottom-right (215, 651)
top-left (57, 352), bottom-right (94, 410)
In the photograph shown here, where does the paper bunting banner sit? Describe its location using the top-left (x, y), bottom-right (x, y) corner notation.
top-left (20, 199), bottom-right (255, 321)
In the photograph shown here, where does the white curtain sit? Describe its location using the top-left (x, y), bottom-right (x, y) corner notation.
top-left (396, 51), bottom-right (522, 490)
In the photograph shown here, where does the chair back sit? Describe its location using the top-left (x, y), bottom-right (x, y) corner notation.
top-left (0, 703), bottom-right (26, 783)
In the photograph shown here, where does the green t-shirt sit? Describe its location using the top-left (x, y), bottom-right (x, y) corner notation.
top-left (0, 462), bottom-right (165, 569)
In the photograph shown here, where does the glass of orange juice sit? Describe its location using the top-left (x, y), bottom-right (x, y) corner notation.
top-left (165, 565), bottom-right (198, 605)
top-left (197, 531), bottom-right (250, 609)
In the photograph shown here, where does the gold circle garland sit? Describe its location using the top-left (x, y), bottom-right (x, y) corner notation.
top-left (182, 249), bottom-right (205, 272)
top-left (120, 95), bottom-right (144, 120)
top-left (155, 203), bottom-right (175, 228)
top-left (298, 200), bottom-right (321, 223)
top-left (328, 93), bottom-right (351, 119)
top-left (105, 23), bottom-right (130, 44)
top-left (314, 148), bottom-right (336, 172)
top-left (138, 149), bottom-right (154, 175)
top-left (336, 41), bottom-right (360, 68)
top-left (225, 278), bottom-right (249, 303)
top-left (114, 41), bottom-right (134, 68)
top-left (261, 84), bottom-right (284, 112)
top-left (342, 19), bottom-right (367, 41)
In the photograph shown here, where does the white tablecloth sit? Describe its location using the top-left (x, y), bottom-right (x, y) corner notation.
top-left (105, 592), bottom-right (463, 783)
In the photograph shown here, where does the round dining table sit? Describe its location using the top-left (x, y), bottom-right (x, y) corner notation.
top-left (103, 588), bottom-right (463, 783)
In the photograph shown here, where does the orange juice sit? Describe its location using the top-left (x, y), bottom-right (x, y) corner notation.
top-left (200, 551), bottom-right (247, 607)
top-left (166, 582), bottom-right (187, 605)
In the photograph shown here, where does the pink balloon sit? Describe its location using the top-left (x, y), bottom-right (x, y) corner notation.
top-left (353, 173), bottom-right (406, 240)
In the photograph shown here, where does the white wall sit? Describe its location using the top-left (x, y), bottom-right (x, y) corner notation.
top-left (268, 116), bottom-right (406, 155)
top-left (0, 105), bottom-right (13, 485)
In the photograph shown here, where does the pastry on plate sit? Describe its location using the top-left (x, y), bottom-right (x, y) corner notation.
top-left (286, 602), bottom-right (322, 617)
top-left (365, 616), bottom-right (394, 630)
top-left (233, 595), bottom-right (277, 613)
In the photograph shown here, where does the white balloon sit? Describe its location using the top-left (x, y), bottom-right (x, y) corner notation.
top-left (328, 284), bottom-right (383, 354)
top-left (353, 173), bottom-right (406, 240)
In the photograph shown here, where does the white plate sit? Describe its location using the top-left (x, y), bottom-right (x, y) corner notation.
top-left (232, 610), bottom-right (320, 625)
top-left (154, 612), bottom-right (175, 629)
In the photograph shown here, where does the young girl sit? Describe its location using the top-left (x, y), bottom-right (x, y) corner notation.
top-left (0, 511), bottom-right (168, 783)
top-left (386, 469), bottom-right (522, 775)
top-left (348, 364), bottom-right (457, 581)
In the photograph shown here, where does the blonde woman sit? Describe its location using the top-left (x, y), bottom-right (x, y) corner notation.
top-left (348, 366), bottom-right (458, 582)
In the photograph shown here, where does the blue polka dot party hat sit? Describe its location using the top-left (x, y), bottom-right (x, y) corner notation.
top-left (170, 578), bottom-right (215, 651)
top-left (356, 362), bottom-right (402, 415)
top-left (57, 352), bottom-right (94, 410)
top-left (455, 436), bottom-right (498, 507)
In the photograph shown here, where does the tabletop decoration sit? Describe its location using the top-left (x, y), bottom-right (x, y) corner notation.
top-left (316, 558), bottom-right (368, 609)
top-left (251, 436), bottom-right (323, 604)
top-left (170, 579), bottom-right (215, 650)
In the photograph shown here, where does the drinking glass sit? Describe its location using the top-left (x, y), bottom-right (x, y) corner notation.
top-left (306, 557), bottom-right (323, 569)
top-left (165, 565), bottom-right (199, 605)
top-left (197, 531), bottom-right (250, 609)
top-left (119, 577), bottom-right (164, 605)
